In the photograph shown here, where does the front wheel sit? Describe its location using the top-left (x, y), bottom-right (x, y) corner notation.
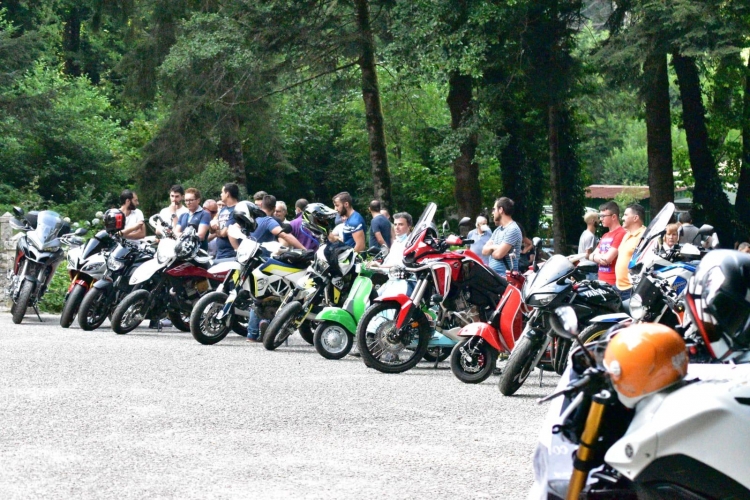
top-left (111, 290), bottom-right (150, 334)
top-left (189, 292), bottom-right (231, 345)
top-left (313, 321), bottom-right (354, 360)
top-left (578, 322), bottom-right (613, 345)
top-left (77, 287), bottom-right (111, 331)
top-left (60, 283), bottom-right (87, 328)
top-left (498, 335), bottom-right (544, 396)
top-left (168, 310), bottom-right (190, 332)
top-left (450, 337), bottom-right (498, 384)
top-left (263, 301), bottom-right (303, 351)
top-left (11, 280), bottom-right (34, 324)
top-left (356, 302), bottom-right (431, 374)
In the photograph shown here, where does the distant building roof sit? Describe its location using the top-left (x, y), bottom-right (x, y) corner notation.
top-left (585, 185), bottom-right (689, 200)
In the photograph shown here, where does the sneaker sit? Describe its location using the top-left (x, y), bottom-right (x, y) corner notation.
top-left (246, 336), bottom-right (261, 343)
top-left (161, 319), bottom-right (172, 328)
top-left (259, 320), bottom-right (270, 337)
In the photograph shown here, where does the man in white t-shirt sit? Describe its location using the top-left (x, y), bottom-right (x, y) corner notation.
top-left (119, 189), bottom-right (145, 240)
top-left (156, 184), bottom-right (188, 236)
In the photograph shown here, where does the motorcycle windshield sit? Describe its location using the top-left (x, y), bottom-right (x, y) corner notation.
top-left (405, 202), bottom-right (437, 250)
top-left (28, 210), bottom-right (63, 250)
top-left (81, 230), bottom-right (109, 260)
top-left (629, 202), bottom-right (674, 270)
top-left (528, 254), bottom-right (574, 291)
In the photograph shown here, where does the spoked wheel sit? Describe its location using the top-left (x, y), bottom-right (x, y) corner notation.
top-left (356, 302), bottom-right (431, 374)
top-left (423, 347), bottom-right (451, 363)
top-left (78, 287), bottom-right (111, 331)
top-left (111, 290), bottom-right (150, 334)
top-left (313, 321), bottom-right (354, 360)
top-left (263, 301), bottom-right (303, 351)
top-left (189, 292), bottom-right (231, 345)
top-left (497, 335), bottom-right (544, 396)
top-left (450, 337), bottom-right (498, 384)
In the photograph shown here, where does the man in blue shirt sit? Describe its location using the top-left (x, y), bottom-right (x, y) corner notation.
top-left (329, 191), bottom-right (366, 252)
top-left (210, 183), bottom-right (240, 261)
top-left (468, 215), bottom-right (492, 265)
top-left (482, 197), bottom-right (522, 275)
top-left (368, 200), bottom-right (393, 248)
top-left (174, 187), bottom-right (211, 251)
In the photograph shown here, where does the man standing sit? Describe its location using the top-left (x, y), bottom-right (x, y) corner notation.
top-left (614, 203), bottom-right (646, 301)
top-left (119, 190), bottom-right (145, 240)
top-left (468, 215), bottom-right (492, 265)
top-left (375, 212), bottom-right (412, 269)
top-left (156, 185), bottom-right (188, 236)
top-left (329, 192), bottom-right (366, 252)
top-left (203, 199), bottom-right (219, 258)
top-left (482, 197), bottom-right (523, 275)
top-left (174, 188), bottom-right (211, 251)
top-left (274, 201), bottom-right (290, 224)
top-left (210, 183), bottom-right (240, 262)
top-left (678, 211), bottom-right (699, 245)
top-left (368, 200), bottom-right (393, 249)
top-left (590, 201), bottom-right (626, 285)
top-left (294, 199), bottom-right (308, 219)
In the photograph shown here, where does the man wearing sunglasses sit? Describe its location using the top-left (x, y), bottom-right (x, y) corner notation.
top-left (589, 201), bottom-right (626, 285)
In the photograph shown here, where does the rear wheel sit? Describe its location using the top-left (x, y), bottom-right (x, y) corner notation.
top-left (231, 315), bottom-right (248, 336)
top-left (313, 321), bottom-right (353, 360)
top-left (450, 337), bottom-right (498, 384)
top-left (298, 321), bottom-right (314, 345)
top-left (60, 284), bottom-right (87, 328)
top-left (111, 290), bottom-right (150, 334)
top-left (356, 302), bottom-right (431, 374)
top-left (189, 292), bottom-right (231, 345)
top-left (423, 347), bottom-right (450, 363)
top-left (263, 301), bottom-right (304, 351)
top-left (77, 287), bottom-right (111, 331)
top-left (168, 311), bottom-right (190, 332)
top-left (11, 280), bottom-right (34, 324)
top-left (498, 335), bottom-right (544, 396)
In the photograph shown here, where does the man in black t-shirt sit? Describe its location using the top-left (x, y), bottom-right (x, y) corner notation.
top-left (210, 183), bottom-right (240, 261)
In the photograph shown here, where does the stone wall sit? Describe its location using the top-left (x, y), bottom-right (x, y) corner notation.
top-left (0, 212), bottom-right (15, 309)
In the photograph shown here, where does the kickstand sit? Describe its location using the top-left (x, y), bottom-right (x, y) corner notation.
top-left (157, 319), bottom-right (163, 333)
top-left (538, 367), bottom-right (544, 387)
top-left (433, 353), bottom-right (439, 369)
top-left (33, 305), bottom-right (43, 322)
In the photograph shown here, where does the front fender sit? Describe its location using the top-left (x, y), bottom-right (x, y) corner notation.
top-left (93, 279), bottom-right (114, 292)
top-left (208, 261), bottom-right (240, 274)
top-left (315, 307), bottom-right (357, 334)
top-left (458, 322), bottom-right (503, 352)
top-left (129, 257), bottom-right (165, 285)
top-left (374, 295), bottom-right (416, 330)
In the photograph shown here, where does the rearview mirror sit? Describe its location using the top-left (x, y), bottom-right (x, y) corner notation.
top-left (12, 206), bottom-right (24, 217)
top-left (442, 220), bottom-right (450, 232)
top-left (74, 227), bottom-right (88, 236)
top-left (697, 224), bottom-right (714, 235)
top-left (281, 223), bottom-right (293, 234)
top-left (550, 306), bottom-right (578, 340)
top-left (458, 217), bottom-right (471, 226)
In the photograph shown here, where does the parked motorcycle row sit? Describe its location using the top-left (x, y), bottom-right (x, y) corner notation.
top-left (7, 200), bottom-right (750, 498)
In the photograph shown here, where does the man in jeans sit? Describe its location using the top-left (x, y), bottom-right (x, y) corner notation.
top-left (614, 203), bottom-right (646, 301)
top-left (590, 201), bottom-right (626, 286)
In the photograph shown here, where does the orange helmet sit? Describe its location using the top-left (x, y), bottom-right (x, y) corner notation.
top-left (603, 323), bottom-right (688, 408)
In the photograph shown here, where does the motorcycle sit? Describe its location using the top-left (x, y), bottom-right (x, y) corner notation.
top-left (355, 202), bottom-right (509, 374)
top-left (529, 306), bottom-right (750, 500)
top-left (190, 223), bottom-right (313, 345)
top-left (59, 228), bottom-right (113, 328)
top-left (110, 217), bottom-right (226, 334)
top-left (497, 249), bottom-right (620, 396)
top-left (6, 207), bottom-right (81, 324)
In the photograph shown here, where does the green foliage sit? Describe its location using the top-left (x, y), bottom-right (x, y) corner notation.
top-left (39, 264), bottom-right (69, 313)
top-left (180, 159), bottom-right (237, 202)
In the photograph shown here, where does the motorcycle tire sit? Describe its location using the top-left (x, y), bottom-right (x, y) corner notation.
top-left (231, 315), bottom-right (248, 336)
top-left (189, 292), bottom-right (231, 345)
top-left (111, 289), bottom-right (150, 334)
top-left (423, 347), bottom-right (451, 363)
top-left (356, 302), bottom-right (431, 374)
top-left (553, 338), bottom-right (572, 375)
top-left (77, 287), bottom-right (110, 331)
top-left (313, 321), bottom-right (353, 360)
top-left (298, 321), bottom-right (314, 345)
top-left (498, 335), bottom-right (544, 396)
top-left (11, 280), bottom-right (34, 325)
top-left (60, 284), bottom-right (87, 328)
top-left (578, 322), bottom-right (613, 345)
top-left (167, 311), bottom-right (190, 332)
top-left (263, 301), bottom-right (303, 351)
top-left (449, 337), bottom-right (498, 384)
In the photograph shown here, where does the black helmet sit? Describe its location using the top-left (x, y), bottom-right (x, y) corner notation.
top-left (303, 203), bottom-right (337, 237)
top-left (233, 201), bottom-right (266, 233)
top-left (687, 250), bottom-right (750, 354)
top-left (103, 209), bottom-right (126, 233)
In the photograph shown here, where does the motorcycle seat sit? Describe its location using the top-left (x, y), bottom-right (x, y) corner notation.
top-left (275, 250), bottom-right (315, 268)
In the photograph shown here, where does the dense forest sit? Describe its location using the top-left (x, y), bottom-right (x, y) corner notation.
top-left (1, 0), bottom-right (749, 249)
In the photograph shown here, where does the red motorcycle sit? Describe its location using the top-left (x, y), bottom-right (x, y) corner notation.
top-left (356, 202), bottom-right (511, 373)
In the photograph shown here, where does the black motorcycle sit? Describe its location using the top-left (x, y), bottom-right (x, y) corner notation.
top-left (6, 207), bottom-right (83, 324)
top-left (77, 236), bottom-right (155, 331)
top-left (497, 252), bottom-right (621, 396)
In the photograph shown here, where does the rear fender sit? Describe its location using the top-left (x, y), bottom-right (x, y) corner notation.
top-left (458, 322), bottom-right (503, 352)
top-left (315, 307), bottom-right (357, 334)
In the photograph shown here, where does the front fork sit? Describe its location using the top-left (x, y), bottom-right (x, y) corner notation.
top-left (566, 390), bottom-right (613, 500)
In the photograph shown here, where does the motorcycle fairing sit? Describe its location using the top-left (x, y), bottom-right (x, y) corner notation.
top-left (208, 261), bottom-right (240, 274)
top-left (457, 322), bottom-right (503, 352)
top-left (129, 257), bottom-right (166, 285)
top-left (343, 275), bottom-right (374, 320)
top-left (166, 262), bottom-right (225, 281)
top-left (315, 306), bottom-right (358, 334)
top-left (498, 285), bottom-right (524, 351)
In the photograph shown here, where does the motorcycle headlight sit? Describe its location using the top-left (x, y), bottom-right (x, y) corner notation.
top-left (107, 254), bottom-right (125, 272)
top-left (528, 293), bottom-right (555, 307)
top-left (629, 293), bottom-right (646, 320)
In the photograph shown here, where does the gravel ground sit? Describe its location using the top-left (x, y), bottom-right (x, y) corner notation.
top-left (0, 313), bottom-right (559, 500)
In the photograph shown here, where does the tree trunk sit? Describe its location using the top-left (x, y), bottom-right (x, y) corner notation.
top-left (447, 72), bottom-right (482, 219)
top-left (672, 52), bottom-right (735, 246)
top-left (736, 54), bottom-right (750, 235)
top-left (353, 0), bottom-right (392, 210)
top-left (63, 7), bottom-right (82, 77)
top-left (218, 112), bottom-right (246, 187)
top-left (643, 52), bottom-right (674, 214)
top-left (548, 104), bottom-right (567, 253)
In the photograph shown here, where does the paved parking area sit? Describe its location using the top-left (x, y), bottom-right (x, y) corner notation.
top-left (0, 314), bottom-right (559, 499)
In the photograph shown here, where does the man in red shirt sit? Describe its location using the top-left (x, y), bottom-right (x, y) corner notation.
top-left (589, 201), bottom-right (626, 285)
